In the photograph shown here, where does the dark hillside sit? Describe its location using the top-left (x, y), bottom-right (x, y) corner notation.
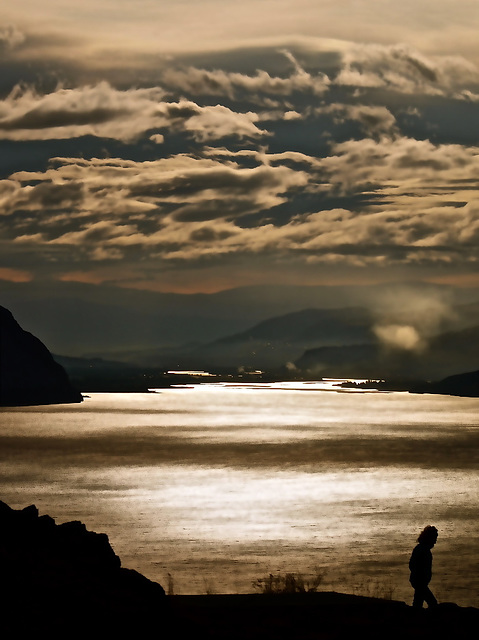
top-left (0, 305), bottom-right (82, 406)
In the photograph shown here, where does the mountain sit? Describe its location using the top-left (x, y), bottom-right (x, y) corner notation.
top-left (213, 307), bottom-right (373, 344)
top-left (1, 279), bottom-right (478, 360)
top-left (2, 279), bottom-right (478, 380)
top-left (178, 306), bottom-right (374, 370)
top-left (0, 305), bottom-right (83, 406)
top-left (122, 297), bottom-right (478, 374)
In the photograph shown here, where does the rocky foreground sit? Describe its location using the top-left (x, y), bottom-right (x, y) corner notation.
top-left (0, 500), bottom-right (165, 634)
top-left (1, 500), bottom-right (477, 638)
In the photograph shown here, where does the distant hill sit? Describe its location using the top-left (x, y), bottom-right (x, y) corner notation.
top-left (213, 307), bottom-right (373, 344)
top-left (53, 306), bottom-right (479, 381)
top-left (177, 306), bottom-right (374, 370)
top-left (52, 354), bottom-right (172, 392)
top-left (295, 324), bottom-right (479, 381)
top-left (2, 279), bottom-right (478, 381)
top-left (2, 279), bottom-right (478, 360)
top-left (424, 369), bottom-right (479, 397)
top-left (0, 306), bottom-right (83, 406)
top-left (126, 301), bottom-right (479, 375)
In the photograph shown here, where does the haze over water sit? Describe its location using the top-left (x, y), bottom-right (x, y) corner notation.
top-left (1, 382), bottom-right (478, 606)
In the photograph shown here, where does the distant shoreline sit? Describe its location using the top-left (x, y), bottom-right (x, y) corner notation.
top-left (71, 373), bottom-right (479, 399)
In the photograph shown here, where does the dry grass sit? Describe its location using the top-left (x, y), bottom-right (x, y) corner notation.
top-left (252, 567), bottom-right (326, 594)
top-left (349, 577), bottom-right (397, 600)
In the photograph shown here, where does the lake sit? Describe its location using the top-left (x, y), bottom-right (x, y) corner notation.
top-left (1, 381), bottom-right (478, 606)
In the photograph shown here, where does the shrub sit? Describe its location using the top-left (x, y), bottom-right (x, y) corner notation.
top-left (253, 567), bottom-right (325, 594)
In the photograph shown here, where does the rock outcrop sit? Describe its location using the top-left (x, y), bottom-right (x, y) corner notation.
top-left (0, 500), bottom-right (166, 633)
top-left (0, 305), bottom-right (83, 406)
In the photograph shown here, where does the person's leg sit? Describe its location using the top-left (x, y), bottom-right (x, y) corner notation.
top-left (424, 586), bottom-right (438, 608)
top-left (412, 584), bottom-right (426, 608)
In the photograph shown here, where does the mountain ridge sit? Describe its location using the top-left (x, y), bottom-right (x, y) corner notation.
top-left (2, 279), bottom-right (478, 357)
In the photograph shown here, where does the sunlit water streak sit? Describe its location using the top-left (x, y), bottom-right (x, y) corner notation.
top-left (1, 382), bottom-right (478, 605)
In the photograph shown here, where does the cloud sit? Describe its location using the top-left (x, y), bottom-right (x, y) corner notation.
top-left (314, 103), bottom-right (399, 138)
top-left (0, 25), bottom-right (25, 50)
top-left (2, 22), bottom-right (479, 294)
top-left (179, 103), bottom-right (266, 141)
top-left (3, 130), bottom-right (479, 272)
top-left (0, 266), bottom-right (32, 282)
top-left (334, 42), bottom-right (479, 97)
top-left (160, 42), bottom-right (479, 109)
top-left (0, 82), bottom-right (267, 142)
top-left (149, 133), bottom-right (164, 144)
top-left (4, 153), bottom-right (309, 261)
top-left (320, 136), bottom-right (479, 196)
top-left (373, 324), bottom-right (423, 351)
top-left (5, 1), bottom-right (479, 70)
top-left (371, 284), bottom-right (458, 351)
top-left (161, 52), bottom-right (330, 100)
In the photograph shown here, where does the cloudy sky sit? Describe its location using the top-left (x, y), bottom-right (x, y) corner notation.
top-left (1, 1), bottom-right (479, 294)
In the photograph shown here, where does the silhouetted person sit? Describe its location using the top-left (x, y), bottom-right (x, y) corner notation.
top-left (409, 525), bottom-right (438, 609)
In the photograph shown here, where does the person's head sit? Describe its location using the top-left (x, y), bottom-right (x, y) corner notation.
top-left (417, 525), bottom-right (438, 547)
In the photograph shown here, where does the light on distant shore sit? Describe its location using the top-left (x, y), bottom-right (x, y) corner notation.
top-left (166, 370), bottom-right (216, 377)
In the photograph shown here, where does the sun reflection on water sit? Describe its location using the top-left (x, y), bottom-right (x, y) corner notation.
top-left (1, 384), bottom-right (479, 604)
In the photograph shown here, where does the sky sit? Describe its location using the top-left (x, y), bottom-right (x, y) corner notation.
top-left (1, 1), bottom-right (479, 295)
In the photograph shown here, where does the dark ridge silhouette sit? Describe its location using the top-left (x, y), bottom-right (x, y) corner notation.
top-left (421, 369), bottom-right (479, 397)
top-left (0, 500), bottom-right (166, 634)
top-left (0, 305), bottom-right (82, 406)
top-left (52, 353), bottom-right (170, 392)
top-left (211, 307), bottom-right (373, 345)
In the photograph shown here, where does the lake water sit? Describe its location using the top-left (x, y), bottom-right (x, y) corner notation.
top-left (1, 381), bottom-right (478, 606)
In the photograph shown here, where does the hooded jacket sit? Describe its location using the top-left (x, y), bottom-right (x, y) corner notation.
top-left (409, 542), bottom-right (433, 585)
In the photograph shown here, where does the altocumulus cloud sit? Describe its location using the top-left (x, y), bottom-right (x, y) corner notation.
top-left (334, 41), bottom-right (479, 98)
top-left (5, 154), bottom-right (308, 257)
top-left (5, 138), bottom-right (479, 269)
top-left (157, 44), bottom-right (479, 107)
top-left (0, 83), bottom-right (266, 142)
top-left (1, 30), bottom-right (479, 287)
top-left (161, 53), bottom-right (330, 102)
